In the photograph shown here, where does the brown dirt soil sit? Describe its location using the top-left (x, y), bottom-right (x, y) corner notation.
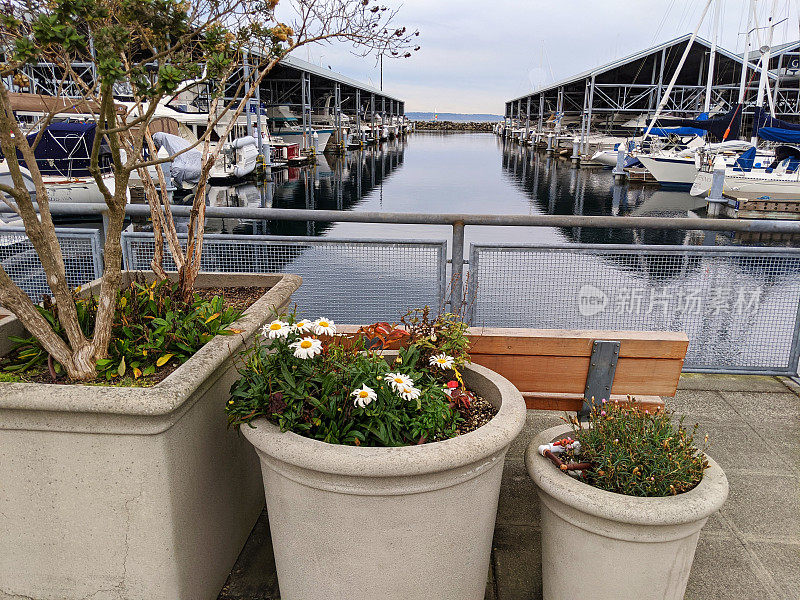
top-left (454, 395), bottom-right (499, 436)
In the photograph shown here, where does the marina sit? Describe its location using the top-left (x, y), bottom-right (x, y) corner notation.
top-left (1, 0), bottom-right (800, 599)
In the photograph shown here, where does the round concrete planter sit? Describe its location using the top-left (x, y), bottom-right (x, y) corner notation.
top-left (525, 424), bottom-right (729, 600)
top-left (0, 272), bottom-right (301, 600)
top-left (242, 361), bottom-right (526, 600)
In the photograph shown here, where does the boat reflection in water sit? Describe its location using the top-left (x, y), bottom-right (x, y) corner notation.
top-left (501, 142), bottom-right (710, 246)
top-left (172, 139), bottom-right (407, 237)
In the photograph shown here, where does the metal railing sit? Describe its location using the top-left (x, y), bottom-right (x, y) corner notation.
top-left (4, 202), bottom-right (800, 374)
top-left (467, 243), bottom-right (800, 375)
top-left (121, 232), bottom-right (447, 323)
top-left (0, 227), bottom-right (103, 302)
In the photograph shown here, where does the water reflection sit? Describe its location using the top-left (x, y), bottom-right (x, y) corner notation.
top-left (500, 142), bottom-right (705, 246)
top-left (187, 139), bottom-right (406, 238)
top-left (152, 132), bottom-right (800, 251)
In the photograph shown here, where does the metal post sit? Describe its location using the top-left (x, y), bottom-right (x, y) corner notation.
top-left (381, 96), bottom-right (386, 141)
top-left (371, 93), bottom-right (376, 145)
top-left (254, 63), bottom-right (267, 163)
top-left (579, 80), bottom-right (589, 155)
top-left (334, 82), bottom-right (343, 152)
top-left (612, 146), bottom-right (626, 181)
top-left (555, 87), bottom-right (564, 139)
top-left (525, 96), bottom-right (531, 145)
top-left (546, 133), bottom-right (554, 155)
top-left (571, 137), bottom-right (581, 165)
top-left (773, 52), bottom-right (784, 113)
top-left (355, 89), bottom-right (362, 147)
top-left (243, 50), bottom-right (252, 139)
top-left (538, 95), bottom-right (544, 144)
top-left (300, 71), bottom-right (308, 151)
top-left (451, 221), bottom-right (465, 311)
top-left (585, 76), bottom-right (595, 152)
top-left (707, 160), bottom-right (726, 218)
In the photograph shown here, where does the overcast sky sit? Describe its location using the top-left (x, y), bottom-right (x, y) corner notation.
top-left (282, 0), bottom-right (800, 114)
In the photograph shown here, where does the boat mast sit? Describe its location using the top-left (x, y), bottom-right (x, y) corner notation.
top-left (750, 0), bottom-right (780, 144)
top-left (704, 0), bottom-right (721, 114)
top-left (737, 0), bottom-right (755, 104)
top-left (643, 0), bottom-right (714, 139)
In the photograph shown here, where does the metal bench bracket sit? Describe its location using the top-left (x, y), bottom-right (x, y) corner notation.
top-left (580, 340), bottom-right (621, 419)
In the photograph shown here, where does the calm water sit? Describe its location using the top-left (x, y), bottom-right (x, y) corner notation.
top-left (201, 131), bottom-right (787, 249)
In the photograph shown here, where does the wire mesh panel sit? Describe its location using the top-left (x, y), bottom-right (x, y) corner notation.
top-left (122, 233), bottom-right (447, 323)
top-left (468, 243), bottom-right (800, 375)
top-left (0, 227), bottom-right (103, 302)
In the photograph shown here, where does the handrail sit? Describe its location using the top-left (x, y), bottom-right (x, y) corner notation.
top-left (2, 202), bottom-right (800, 233)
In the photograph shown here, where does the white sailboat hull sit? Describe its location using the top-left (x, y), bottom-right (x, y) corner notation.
top-left (637, 156), bottom-right (698, 187)
top-left (590, 150), bottom-right (622, 167)
top-left (691, 170), bottom-right (800, 200)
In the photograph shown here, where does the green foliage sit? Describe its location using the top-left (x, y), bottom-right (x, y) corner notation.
top-left (227, 311), bottom-right (465, 447)
top-left (564, 402), bottom-right (709, 497)
top-left (1, 279), bottom-right (243, 382)
top-left (400, 307), bottom-right (471, 384)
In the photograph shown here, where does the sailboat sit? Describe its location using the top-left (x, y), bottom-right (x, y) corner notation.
top-left (690, 1), bottom-right (800, 201)
top-left (636, 0), bottom-right (771, 187)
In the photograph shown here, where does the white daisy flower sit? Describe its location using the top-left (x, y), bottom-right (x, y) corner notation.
top-left (313, 317), bottom-right (336, 336)
top-left (293, 319), bottom-right (313, 333)
top-left (398, 385), bottom-right (422, 401)
top-left (351, 384), bottom-right (377, 408)
top-left (385, 372), bottom-right (414, 392)
top-left (263, 319), bottom-right (290, 339)
top-left (429, 353), bottom-right (455, 369)
top-left (289, 337), bottom-right (323, 359)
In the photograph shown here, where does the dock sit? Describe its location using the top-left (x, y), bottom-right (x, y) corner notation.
top-left (724, 198), bottom-right (800, 220)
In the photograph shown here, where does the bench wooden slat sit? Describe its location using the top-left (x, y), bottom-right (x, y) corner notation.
top-left (469, 354), bottom-right (683, 397)
top-left (466, 327), bottom-right (689, 359)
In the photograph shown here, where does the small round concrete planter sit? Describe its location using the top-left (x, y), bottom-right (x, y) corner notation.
top-left (0, 271), bottom-right (301, 600)
top-left (242, 361), bottom-right (526, 600)
top-left (525, 424), bottom-right (729, 600)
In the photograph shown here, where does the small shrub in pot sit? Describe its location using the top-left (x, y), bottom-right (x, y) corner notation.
top-left (526, 401), bottom-right (729, 600)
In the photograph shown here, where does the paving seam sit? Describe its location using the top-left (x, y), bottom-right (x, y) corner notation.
top-left (716, 511), bottom-right (786, 600)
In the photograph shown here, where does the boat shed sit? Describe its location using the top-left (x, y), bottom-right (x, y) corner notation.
top-left (504, 33), bottom-right (790, 139)
top-left (4, 51), bottom-right (404, 129)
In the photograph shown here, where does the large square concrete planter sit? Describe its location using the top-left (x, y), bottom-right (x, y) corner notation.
top-left (525, 424), bottom-right (729, 600)
top-left (0, 271), bottom-right (301, 600)
top-left (242, 361), bottom-right (527, 600)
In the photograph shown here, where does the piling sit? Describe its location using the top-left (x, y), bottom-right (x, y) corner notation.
top-left (706, 161), bottom-right (727, 218)
top-left (612, 146), bottom-right (627, 182)
top-left (546, 133), bottom-right (554, 155)
top-left (571, 137), bottom-right (581, 165)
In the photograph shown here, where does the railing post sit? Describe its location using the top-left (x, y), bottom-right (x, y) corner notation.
top-left (451, 220), bottom-right (465, 312)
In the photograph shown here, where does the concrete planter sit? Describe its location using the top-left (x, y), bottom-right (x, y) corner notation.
top-left (0, 271), bottom-right (301, 600)
top-left (242, 361), bottom-right (526, 600)
top-left (525, 424), bottom-right (729, 600)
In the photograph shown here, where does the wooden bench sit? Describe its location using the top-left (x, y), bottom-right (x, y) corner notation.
top-left (340, 325), bottom-right (689, 413)
top-left (466, 328), bottom-right (688, 413)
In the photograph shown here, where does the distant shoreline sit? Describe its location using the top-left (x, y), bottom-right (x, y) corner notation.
top-left (411, 121), bottom-right (494, 132)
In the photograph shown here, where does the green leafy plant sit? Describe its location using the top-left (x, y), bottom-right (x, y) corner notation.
top-left (1, 278), bottom-right (243, 382)
top-left (227, 311), bottom-right (472, 447)
top-left (561, 401), bottom-right (709, 497)
top-left (400, 307), bottom-right (471, 385)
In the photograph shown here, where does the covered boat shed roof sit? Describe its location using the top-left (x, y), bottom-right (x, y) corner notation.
top-left (505, 33), bottom-right (794, 126)
top-left (509, 33), bottom-right (772, 104)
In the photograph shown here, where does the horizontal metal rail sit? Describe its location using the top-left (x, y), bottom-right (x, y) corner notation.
top-left (3, 202), bottom-right (800, 233)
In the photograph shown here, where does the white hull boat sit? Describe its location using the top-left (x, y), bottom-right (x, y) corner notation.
top-left (271, 129), bottom-right (333, 154)
top-left (691, 168), bottom-right (800, 200)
